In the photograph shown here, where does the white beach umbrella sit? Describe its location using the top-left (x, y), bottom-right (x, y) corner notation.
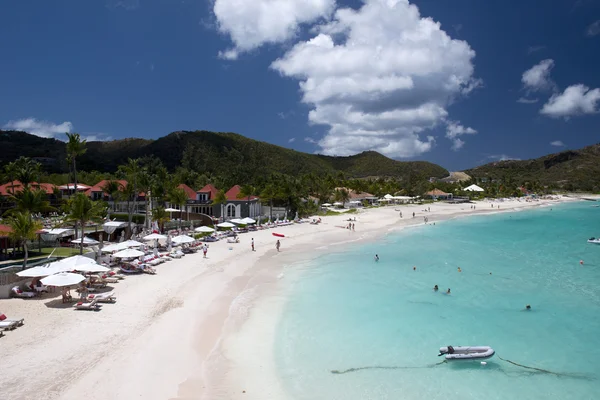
top-left (73, 264), bottom-right (110, 273)
top-left (49, 255), bottom-right (97, 272)
top-left (241, 217), bottom-right (256, 224)
top-left (113, 249), bottom-right (145, 258)
top-left (194, 226), bottom-right (215, 233)
top-left (322, 203), bottom-right (332, 207)
top-left (70, 236), bottom-right (100, 245)
top-left (171, 235), bottom-right (195, 244)
top-left (144, 233), bottom-right (167, 240)
top-left (333, 202), bottom-right (343, 206)
top-left (217, 222), bottom-right (235, 228)
top-left (164, 208), bottom-right (179, 212)
top-left (229, 218), bottom-right (245, 224)
top-left (41, 272), bottom-right (85, 287)
top-left (121, 239), bottom-right (144, 247)
top-left (101, 242), bottom-right (129, 252)
top-left (16, 265), bottom-right (61, 278)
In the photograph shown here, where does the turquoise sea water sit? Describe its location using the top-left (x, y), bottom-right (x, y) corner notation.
top-left (275, 203), bottom-right (600, 400)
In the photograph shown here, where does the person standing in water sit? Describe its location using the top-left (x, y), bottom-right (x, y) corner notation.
top-left (375, 254), bottom-right (379, 262)
top-left (276, 240), bottom-right (281, 252)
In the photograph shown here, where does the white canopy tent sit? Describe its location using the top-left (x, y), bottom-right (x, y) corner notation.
top-left (70, 236), bottom-right (99, 245)
top-left (49, 255), bottom-right (98, 272)
top-left (103, 221), bottom-right (128, 235)
top-left (40, 228), bottom-right (74, 242)
top-left (464, 184), bottom-right (485, 192)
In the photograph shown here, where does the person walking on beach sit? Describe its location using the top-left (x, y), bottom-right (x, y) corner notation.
top-left (251, 238), bottom-right (255, 251)
top-left (412, 212), bottom-right (415, 218)
top-left (202, 243), bottom-right (208, 258)
top-left (399, 211), bottom-right (403, 218)
top-left (276, 240), bottom-right (281, 252)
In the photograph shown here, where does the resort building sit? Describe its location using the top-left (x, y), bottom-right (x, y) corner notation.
top-left (425, 188), bottom-right (453, 200)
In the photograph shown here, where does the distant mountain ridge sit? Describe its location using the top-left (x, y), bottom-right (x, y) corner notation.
top-left (0, 130), bottom-right (449, 182)
top-left (464, 143), bottom-right (600, 191)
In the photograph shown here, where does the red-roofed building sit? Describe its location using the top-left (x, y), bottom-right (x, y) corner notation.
top-left (222, 185), bottom-right (260, 219)
top-left (0, 181), bottom-right (54, 196)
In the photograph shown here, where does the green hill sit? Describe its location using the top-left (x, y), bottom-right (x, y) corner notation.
top-left (464, 143), bottom-right (600, 191)
top-left (0, 130), bottom-right (449, 182)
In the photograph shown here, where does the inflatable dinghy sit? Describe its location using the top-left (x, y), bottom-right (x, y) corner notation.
top-left (588, 237), bottom-right (600, 244)
top-left (438, 346), bottom-right (495, 361)
top-left (272, 233), bottom-right (285, 237)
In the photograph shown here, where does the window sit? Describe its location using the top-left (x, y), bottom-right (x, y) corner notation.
top-left (226, 204), bottom-right (236, 217)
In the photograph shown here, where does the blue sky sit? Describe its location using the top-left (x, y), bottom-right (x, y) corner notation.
top-left (1, 0), bottom-right (599, 171)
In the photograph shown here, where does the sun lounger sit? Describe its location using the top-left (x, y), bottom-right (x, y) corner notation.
top-left (0, 320), bottom-right (21, 331)
top-left (87, 292), bottom-right (116, 303)
top-left (73, 299), bottom-right (102, 310)
top-left (11, 287), bottom-right (35, 298)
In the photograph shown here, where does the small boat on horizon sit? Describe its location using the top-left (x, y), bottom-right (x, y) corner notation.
top-left (588, 237), bottom-right (600, 244)
top-left (438, 346), bottom-right (495, 361)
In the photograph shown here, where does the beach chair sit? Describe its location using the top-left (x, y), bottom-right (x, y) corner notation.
top-left (11, 286), bottom-right (35, 298)
top-left (73, 299), bottom-right (102, 310)
top-left (87, 292), bottom-right (116, 303)
top-left (0, 320), bottom-right (21, 331)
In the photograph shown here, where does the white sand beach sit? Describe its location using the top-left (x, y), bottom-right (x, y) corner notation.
top-left (0, 197), bottom-right (577, 400)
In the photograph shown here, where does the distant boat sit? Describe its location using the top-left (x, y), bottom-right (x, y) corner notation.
top-left (438, 346), bottom-right (495, 361)
top-left (592, 205), bottom-right (599, 208)
top-left (588, 237), bottom-right (600, 244)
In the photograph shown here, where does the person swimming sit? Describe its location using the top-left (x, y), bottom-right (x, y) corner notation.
top-left (434, 285), bottom-right (439, 292)
top-left (525, 304), bottom-right (531, 310)
top-left (457, 267), bottom-right (462, 273)
top-left (375, 254), bottom-right (379, 262)
top-left (446, 288), bottom-right (451, 294)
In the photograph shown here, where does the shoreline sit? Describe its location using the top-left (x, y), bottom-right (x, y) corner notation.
top-left (0, 197), bottom-right (578, 400)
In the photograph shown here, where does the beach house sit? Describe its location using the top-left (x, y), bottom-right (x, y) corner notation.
top-left (186, 184), bottom-right (261, 222)
top-left (425, 188), bottom-right (453, 200)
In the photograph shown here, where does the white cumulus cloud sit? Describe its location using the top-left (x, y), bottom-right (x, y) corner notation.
top-left (288, 137), bottom-right (296, 143)
top-left (550, 140), bottom-right (565, 147)
top-left (270, 0), bottom-right (480, 158)
top-left (445, 120), bottom-right (477, 151)
top-left (3, 118), bottom-right (73, 139)
top-left (213, 0), bottom-right (335, 58)
top-left (3, 117), bottom-right (111, 141)
top-left (521, 59), bottom-right (556, 92)
top-left (540, 84), bottom-right (600, 118)
top-left (517, 97), bottom-right (538, 104)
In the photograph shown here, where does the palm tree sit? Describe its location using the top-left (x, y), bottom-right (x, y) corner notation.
top-left (334, 188), bottom-right (350, 208)
top-left (9, 188), bottom-right (54, 216)
top-left (65, 133), bottom-right (87, 194)
top-left (236, 185), bottom-right (255, 217)
top-left (6, 212), bottom-right (43, 269)
top-left (151, 206), bottom-right (169, 233)
top-left (213, 189), bottom-right (227, 222)
top-left (138, 169), bottom-right (152, 230)
top-left (13, 157), bottom-right (41, 188)
top-left (169, 187), bottom-right (189, 227)
top-left (65, 193), bottom-right (105, 255)
top-left (120, 158), bottom-right (141, 237)
top-left (101, 180), bottom-right (123, 212)
top-left (260, 184), bottom-right (277, 221)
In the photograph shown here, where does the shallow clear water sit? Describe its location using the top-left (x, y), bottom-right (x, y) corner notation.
top-left (275, 203), bottom-right (600, 400)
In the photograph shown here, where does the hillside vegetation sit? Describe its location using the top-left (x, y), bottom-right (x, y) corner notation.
top-left (0, 130), bottom-right (448, 182)
top-left (464, 143), bottom-right (600, 191)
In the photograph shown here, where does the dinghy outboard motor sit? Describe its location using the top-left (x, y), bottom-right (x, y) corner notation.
top-left (438, 345), bottom-right (455, 356)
